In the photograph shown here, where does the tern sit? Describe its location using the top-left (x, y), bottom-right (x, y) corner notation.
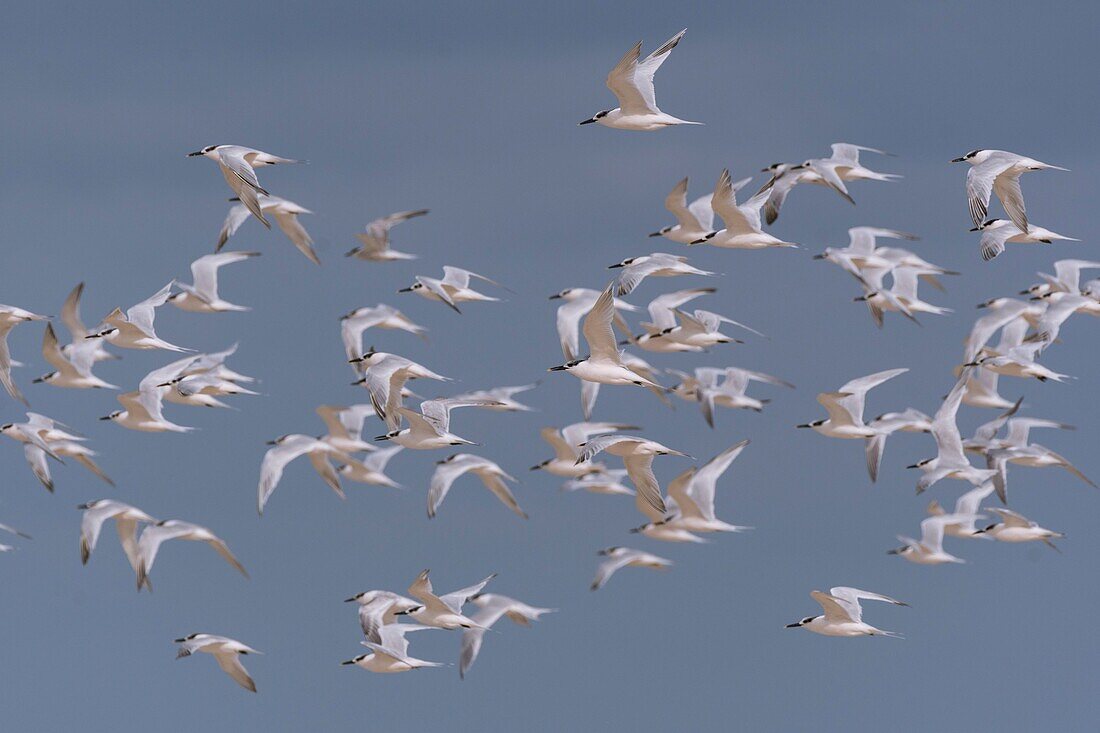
top-left (315, 404), bottom-right (379, 453)
top-left (136, 519), bottom-right (248, 590)
top-left (342, 624), bottom-right (442, 673)
top-left (346, 209), bottom-right (429, 261)
top-left (24, 438), bottom-right (114, 491)
top-left (550, 287), bottom-right (637, 361)
top-left (974, 508), bottom-right (1064, 549)
top-left (338, 445), bottom-right (404, 488)
top-left (344, 590), bottom-right (422, 641)
top-left (257, 434), bottom-right (354, 514)
top-left (786, 586), bottom-right (907, 637)
top-left (531, 421), bottom-right (639, 477)
top-left (429, 454), bottom-right (526, 519)
top-left (972, 218), bottom-right (1079, 262)
top-left (34, 323), bottom-right (117, 389)
top-left (951, 149), bottom-right (1068, 232)
top-left (99, 360), bottom-right (196, 432)
top-left (376, 397), bottom-right (501, 449)
top-left (58, 283), bottom-right (116, 364)
top-left (398, 266), bottom-right (509, 313)
top-left (459, 594), bottom-right (555, 678)
top-left (760, 144), bottom-right (899, 224)
top-left (590, 547), bottom-right (672, 591)
top-left (188, 144), bottom-right (303, 228)
top-left (579, 29), bottom-right (700, 130)
top-left (168, 252), bottom-right (260, 313)
top-left (1022, 259), bottom-right (1100, 296)
top-left (549, 285), bottom-right (666, 389)
top-left (927, 482), bottom-right (997, 538)
top-left (659, 440), bottom-right (753, 535)
top-left (692, 169), bottom-right (798, 249)
top-left (341, 305), bottom-right (428, 364)
top-left (649, 177), bottom-right (714, 244)
top-left (351, 351), bottom-right (451, 429)
top-left (986, 444), bottom-right (1095, 504)
top-left (0, 521), bottom-right (31, 552)
top-left (889, 514), bottom-right (975, 564)
top-left (0, 305), bottom-right (49, 405)
top-left (216, 193), bottom-right (318, 264)
top-left (87, 283), bottom-right (190, 352)
top-left (576, 434), bottom-right (690, 517)
top-left (691, 367), bottom-right (794, 427)
top-left (449, 383), bottom-right (538, 412)
top-left (632, 288), bottom-right (717, 353)
top-left (174, 634), bottom-right (261, 692)
top-left (78, 499), bottom-right (157, 588)
top-left (404, 569), bottom-right (495, 629)
top-left (608, 253), bottom-right (714, 296)
top-left (797, 368), bottom-right (908, 481)
top-left (908, 374), bottom-right (998, 492)
top-left (561, 468), bottom-right (635, 496)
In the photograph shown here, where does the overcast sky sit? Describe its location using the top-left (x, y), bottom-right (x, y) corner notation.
top-left (2, 3), bottom-right (1098, 730)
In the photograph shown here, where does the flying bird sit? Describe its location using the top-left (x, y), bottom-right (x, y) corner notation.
top-left (346, 209), bottom-right (429, 261)
top-left (174, 634), bottom-right (261, 692)
top-left (786, 586), bottom-right (907, 637)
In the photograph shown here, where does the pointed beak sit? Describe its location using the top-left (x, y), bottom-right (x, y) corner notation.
top-left (578, 117), bottom-right (597, 125)
top-left (528, 464), bottom-right (542, 471)
top-left (950, 157), bottom-right (965, 163)
top-left (343, 596), bottom-right (357, 603)
top-left (397, 287), bottom-right (414, 293)
top-left (905, 463), bottom-right (919, 469)
top-left (98, 415), bottom-right (112, 421)
top-left (785, 622), bottom-right (802, 628)
top-left (548, 365), bottom-right (568, 372)
top-left (265, 440), bottom-right (278, 445)
top-left (969, 226), bottom-right (980, 232)
top-left (962, 361), bottom-right (980, 367)
top-left (647, 231), bottom-right (662, 238)
top-left (374, 435), bottom-right (390, 441)
top-left (548, 294), bottom-right (563, 300)
top-left (84, 333), bottom-right (101, 339)
top-left (186, 150), bottom-right (206, 157)
top-left (607, 263), bottom-right (624, 269)
top-left (795, 423), bottom-right (812, 429)
top-left (812, 253), bottom-right (827, 260)
top-left (32, 377), bottom-right (43, 384)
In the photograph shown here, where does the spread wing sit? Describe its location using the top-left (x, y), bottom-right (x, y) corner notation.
top-left (581, 285), bottom-right (618, 361)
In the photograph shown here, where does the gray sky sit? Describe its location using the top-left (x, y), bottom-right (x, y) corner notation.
top-left (2, 2), bottom-right (1098, 730)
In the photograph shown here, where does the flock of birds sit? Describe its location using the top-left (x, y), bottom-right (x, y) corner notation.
top-left (0, 27), bottom-right (1095, 690)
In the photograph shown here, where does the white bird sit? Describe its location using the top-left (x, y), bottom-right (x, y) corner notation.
top-left (377, 398), bottom-right (500, 450)
top-left (664, 308), bottom-right (762, 349)
top-left (99, 360), bottom-right (196, 432)
top-left (693, 169), bottom-right (798, 249)
top-left (631, 288), bottom-right (716, 353)
top-left (350, 352), bottom-right (452, 429)
top-left (448, 383), bottom-right (538, 412)
top-left (33, 323), bottom-right (117, 389)
top-left (0, 305), bottom-right (49, 405)
top-left (628, 464), bottom-right (706, 545)
top-left (22, 436), bottom-right (112, 492)
top-left (315, 404), bottom-right (379, 453)
top-left (590, 547), bottom-right (672, 591)
top-left (341, 624), bottom-right (442, 673)
top-left (649, 177), bottom-right (714, 244)
top-left (966, 348), bottom-right (1069, 384)
top-left (429, 454), bottom-right (526, 519)
top-left (951, 149), bottom-right (1068, 232)
top-left (797, 368), bottom-right (908, 481)
top-left (459, 594), bottom-right (555, 678)
top-left (188, 144), bottom-right (303, 229)
top-left (927, 482), bottom-right (996, 538)
top-left (257, 434), bottom-right (353, 515)
top-left (550, 287), bottom-right (638, 361)
top-left (760, 144), bottom-right (899, 224)
top-left (531, 421), bottom-right (639, 477)
top-left (986, 443), bottom-right (1095, 504)
top-left (889, 514), bottom-right (975, 564)
top-left (405, 569), bottom-right (495, 629)
top-left (975, 508), bottom-right (1064, 549)
top-left (691, 366), bottom-right (794, 428)
top-left (341, 304), bottom-right (428, 364)
top-left (169, 252), bottom-right (260, 313)
top-left (908, 374), bottom-right (998, 493)
top-left (398, 266), bottom-right (509, 313)
top-left (659, 440), bottom-right (753, 535)
top-left (216, 193), bottom-right (318, 264)
top-left (1023, 259), bottom-right (1100, 296)
top-left (87, 283), bottom-right (189, 352)
top-left (58, 283), bottom-right (116, 364)
top-left (136, 519), bottom-right (248, 590)
top-left (561, 468), bottom-right (635, 496)
top-left (78, 499), bottom-right (157, 588)
top-left (856, 266), bottom-right (952, 325)
top-left (549, 285), bottom-right (666, 390)
top-left (346, 209), bottom-right (429, 261)
top-left (608, 253), bottom-right (714, 296)
top-left (576, 434), bottom-right (690, 517)
top-left (972, 218), bottom-right (1079, 262)
top-left (338, 445), bottom-right (404, 488)
top-left (174, 634), bottom-right (262, 692)
top-left (343, 590), bottom-right (422, 641)
top-left (1028, 292), bottom-right (1098, 352)
top-left (578, 29), bottom-right (700, 130)
top-left (786, 586), bottom-right (907, 637)
top-left (0, 414), bottom-right (68, 480)
top-left (0, 521), bottom-right (31, 553)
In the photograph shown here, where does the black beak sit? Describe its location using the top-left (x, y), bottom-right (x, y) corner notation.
top-left (98, 415), bottom-right (112, 421)
top-left (548, 365), bottom-right (568, 372)
top-left (173, 636), bottom-right (188, 642)
top-left (785, 622), bottom-right (802, 628)
top-left (397, 287), bottom-right (414, 293)
top-left (85, 334), bottom-right (101, 339)
top-left (32, 377), bottom-right (44, 384)
top-left (887, 548), bottom-right (901, 555)
top-left (548, 294), bottom-right (563, 300)
top-left (374, 435), bottom-right (390, 441)
top-left (343, 596), bottom-right (357, 603)
top-left (528, 464), bottom-right (543, 471)
top-left (969, 226), bottom-right (980, 232)
top-left (795, 423), bottom-right (812, 429)
top-left (812, 253), bottom-right (827, 260)
top-left (647, 231), bottom-right (663, 238)
top-left (905, 463), bottom-right (919, 469)
top-left (962, 361), bottom-right (980, 367)
top-left (950, 157), bottom-right (965, 163)
top-left (607, 263), bottom-right (624, 269)
top-left (265, 440), bottom-right (278, 445)
top-left (186, 150), bottom-right (205, 157)
top-left (578, 118), bottom-right (597, 125)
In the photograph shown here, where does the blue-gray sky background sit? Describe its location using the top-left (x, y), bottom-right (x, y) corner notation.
top-left (2, 2), bottom-right (1097, 730)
